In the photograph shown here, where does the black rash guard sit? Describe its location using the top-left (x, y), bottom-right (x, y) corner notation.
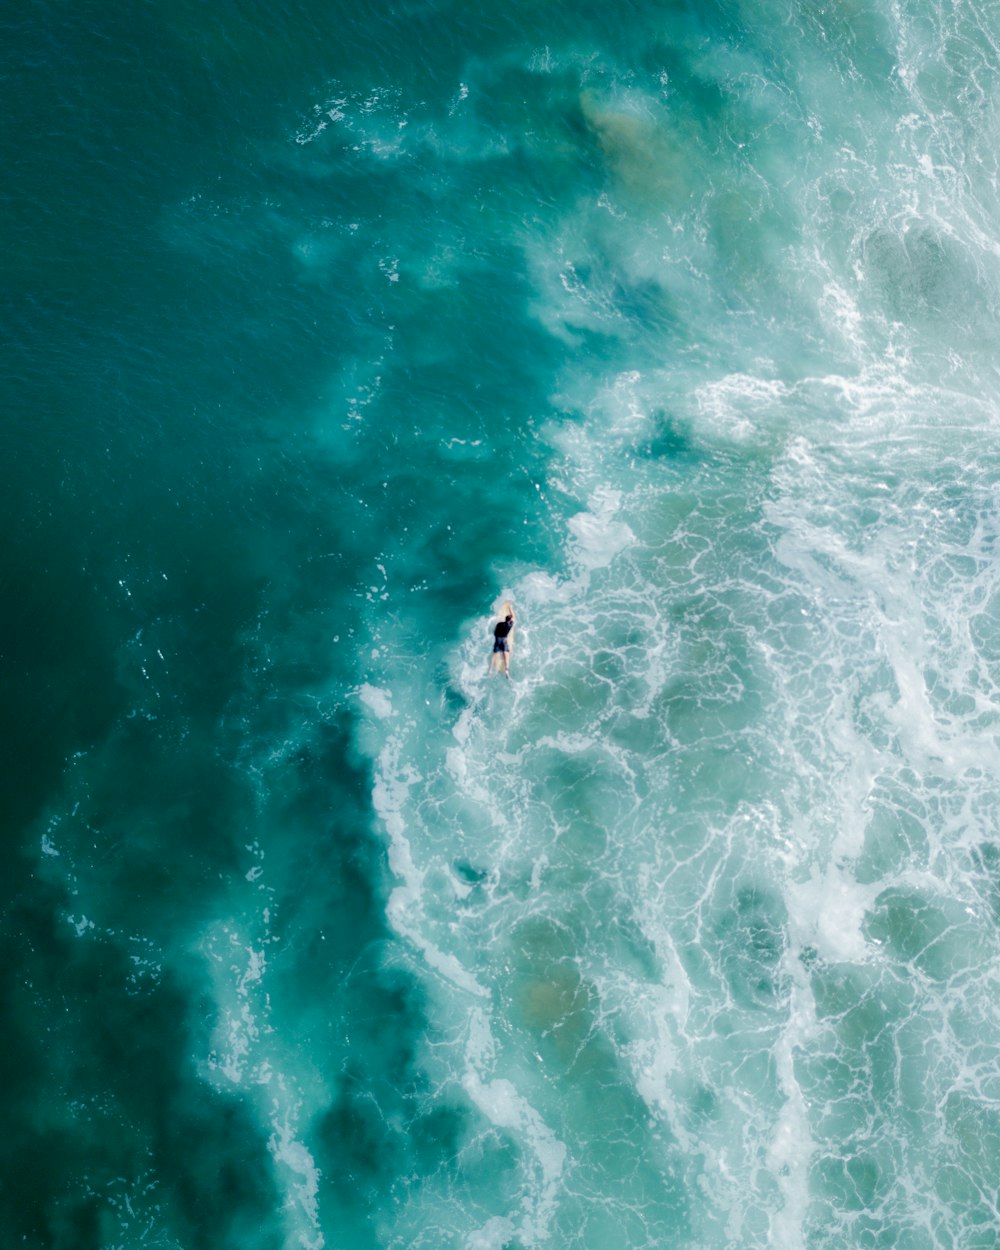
top-left (493, 617), bottom-right (513, 652)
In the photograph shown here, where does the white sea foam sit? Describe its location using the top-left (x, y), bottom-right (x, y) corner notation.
top-left (358, 682), bottom-right (393, 719)
top-left (358, 333), bottom-right (1000, 1248)
top-left (465, 1216), bottom-right (517, 1249)
top-left (566, 491), bottom-right (634, 571)
top-left (694, 373), bottom-right (790, 444)
top-left (765, 972), bottom-right (816, 1250)
top-left (373, 735), bottom-right (489, 998)
top-left (198, 878), bottom-right (327, 1250)
top-left (462, 1068), bottom-right (566, 1247)
top-left (322, 14), bottom-right (1000, 1248)
top-left (268, 1099), bottom-right (324, 1250)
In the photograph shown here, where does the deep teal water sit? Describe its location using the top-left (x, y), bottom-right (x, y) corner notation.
top-left (6, 1), bottom-right (1000, 1247)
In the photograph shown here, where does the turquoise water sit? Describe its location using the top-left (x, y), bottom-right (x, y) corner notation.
top-left (6, 0), bottom-right (1000, 1246)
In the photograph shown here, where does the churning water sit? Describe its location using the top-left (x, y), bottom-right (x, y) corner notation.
top-left (6, 1), bottom-right (1000, 1247)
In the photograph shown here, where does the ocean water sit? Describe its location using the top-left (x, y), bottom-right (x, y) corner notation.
top-left (6, 0), bottom-right (1000, 1246)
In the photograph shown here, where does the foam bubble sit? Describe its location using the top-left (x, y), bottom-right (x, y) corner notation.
top-left (461, 1071), bottom-right (566, 1246)
top-left (358, 682), bottom-right (393, 719)
top-left (268, 1097), bottom-right (324, 1250)
top-left (567, 488), bottom-right (634, 571)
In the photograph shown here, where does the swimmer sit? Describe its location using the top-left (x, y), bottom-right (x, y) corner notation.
top-left (489, 603), bottom-right (515, 678)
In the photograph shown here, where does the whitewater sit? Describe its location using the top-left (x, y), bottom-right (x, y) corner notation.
top-left (351, 12), bottom-right (1000, 1247)
top-left (7, 0), bottom-right (1000, 1248)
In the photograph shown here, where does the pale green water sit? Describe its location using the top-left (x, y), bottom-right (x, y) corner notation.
top-left (5, 1), bottom-right (1000, 1247)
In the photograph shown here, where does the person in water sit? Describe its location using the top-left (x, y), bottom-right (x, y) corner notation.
top-left (489, 604), bottom-right (515, 678)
